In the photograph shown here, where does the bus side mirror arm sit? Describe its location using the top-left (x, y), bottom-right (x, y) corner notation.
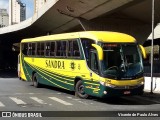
top-left (139, 45), bottom-right (147, 59)
top-left (91, 44), bottom-right (103, 60)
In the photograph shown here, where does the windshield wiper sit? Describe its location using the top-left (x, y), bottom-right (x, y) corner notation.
top-left (120, 46), bottom-right (126, 72)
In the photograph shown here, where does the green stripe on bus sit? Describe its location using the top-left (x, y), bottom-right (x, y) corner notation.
top-left (27, 62), bottom-right (74, 86)
top-left (25, 61), bottom-right (74, 90)
top-left (25, 61), bottom-right (74, 82)
top-left (22, 55), bottom-right (32, 81)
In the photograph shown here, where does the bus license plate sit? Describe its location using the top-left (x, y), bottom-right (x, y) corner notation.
top-left (124, 91), bottom-right (130, 95)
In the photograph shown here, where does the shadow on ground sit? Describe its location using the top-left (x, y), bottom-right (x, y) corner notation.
top-left (30, 83), bottom-right (160, 105)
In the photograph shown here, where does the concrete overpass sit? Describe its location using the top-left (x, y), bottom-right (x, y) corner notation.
top-left (0, 0), bottom-right (160, 69)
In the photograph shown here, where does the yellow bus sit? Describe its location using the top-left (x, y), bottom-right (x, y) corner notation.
top-left (19, 31), bottom-right (146, 98)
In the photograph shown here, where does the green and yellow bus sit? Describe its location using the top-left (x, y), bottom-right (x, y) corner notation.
top-left (19, 31), bottom-right (146, 98)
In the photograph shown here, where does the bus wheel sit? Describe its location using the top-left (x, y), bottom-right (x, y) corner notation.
top-left (32, 73), bottom-right (40, 88)
top-left (75, 80), bottom-right (88, 99)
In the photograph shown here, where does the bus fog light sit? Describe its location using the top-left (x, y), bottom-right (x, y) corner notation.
top-left (140, 81), bottom-right (144, 85)
top-left (103, 91), bottom-right (107, 94)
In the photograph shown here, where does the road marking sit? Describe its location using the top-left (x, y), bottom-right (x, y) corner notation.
top-left (67, 96), bottom-right (80, 100)
top-left (9, 97), bottom-right (27, 105)
top-left (28, 93), bottom-right (35, 95)
top-left (30, 97), bottom-right (47, 104)
top-left (66, 96), bottom-right (88, 105)
top-left (67, 96), bottom-right (72, 99)
top-left (49, 97), bottom-right (73, 105)
top-left (0, 101), bottom-right (5, 107)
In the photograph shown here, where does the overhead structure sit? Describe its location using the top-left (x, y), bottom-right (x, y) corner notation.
top-left (0, 0), bottom-right (160, 69)
top-left (0, 0), bottom-right (160, 43)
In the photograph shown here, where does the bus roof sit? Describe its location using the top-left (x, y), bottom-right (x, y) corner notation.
top-left (21, 31), bottom-right (136, 43)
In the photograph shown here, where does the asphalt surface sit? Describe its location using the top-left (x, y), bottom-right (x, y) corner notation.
top-left (0, 70), bottom-right (160, 120)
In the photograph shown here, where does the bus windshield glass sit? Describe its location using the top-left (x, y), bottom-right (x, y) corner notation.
top-left (101, 43), bottom-right (143, 79)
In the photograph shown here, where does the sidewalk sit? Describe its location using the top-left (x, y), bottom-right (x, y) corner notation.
top-left (135, 77), bottom-right (160, 102)
top-left (142, 77), bottom-right (160, 102)
top-left (144, 77), bottom-right (160, 93)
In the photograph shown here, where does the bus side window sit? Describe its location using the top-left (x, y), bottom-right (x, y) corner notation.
top-left (90, 51), bottom-right (99, 72)
top-left (37, 42), bottom-right (41, 56)
top-left (22, 43), bottom-right (28, 55)
top-left (32, 43), bottom-right (36, 56)
top-left (28, 43), bottom-right (32, 56)
top-left (68, 40), bottom-right (73, 57)
top-left (61, 41), bottom-right (67, 57)
top-left (81, 39), bottom-right (95, 63)
top-left (73, 40), bottom-right (80, 57)
top-left (45, 42), bottom-right (51, 56)
top-left (56, 41), bottom-right (61, 56)
top-left (50, 42), bottom-right (55, 56)
top-left (41, 43), bottom-right (45, 56)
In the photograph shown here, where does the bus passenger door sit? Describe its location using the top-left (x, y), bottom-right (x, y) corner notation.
top-left (90, 51), bottom-right (99, 75)
top-left (88, 50), bottom-right (100, 94)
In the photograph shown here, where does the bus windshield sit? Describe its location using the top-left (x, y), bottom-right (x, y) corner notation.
top-left (101, 43), bottom-right (143, 79)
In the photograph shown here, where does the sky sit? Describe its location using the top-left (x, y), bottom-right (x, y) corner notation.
top-left (0, 0), bottom-right (34, 19)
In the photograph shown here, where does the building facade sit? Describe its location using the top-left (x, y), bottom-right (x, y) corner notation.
top-left (0, 9), bottom-right (9, 28)
top-left (9, 0), bottom-right (26, 25)
top-left (34, 0), bottom-right (49, 13)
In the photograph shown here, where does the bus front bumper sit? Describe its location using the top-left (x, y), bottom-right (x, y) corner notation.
top-left (98, 84), bottom-right (144, 98)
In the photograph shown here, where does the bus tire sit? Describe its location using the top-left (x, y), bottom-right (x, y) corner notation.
top-left (32, 73), bottom-right (40, 88)
top-left (75, 80), bottom-right (88, 99)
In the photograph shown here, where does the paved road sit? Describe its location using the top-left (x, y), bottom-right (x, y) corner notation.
top-left (0, 73), bottom-right (160, 119)
top-left (0, 77), bottom-right (160, 111)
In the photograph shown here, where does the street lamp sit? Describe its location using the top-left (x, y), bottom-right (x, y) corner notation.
top-left (150, 0), bottom-right (155, 94)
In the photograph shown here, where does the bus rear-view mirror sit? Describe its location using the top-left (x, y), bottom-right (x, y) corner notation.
top-left (92, 44), bottom-right (103, 60)
top-left (139, 45), bottom-right (147, 59)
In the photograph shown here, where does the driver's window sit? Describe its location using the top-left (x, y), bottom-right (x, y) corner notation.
top-left (90, 52), bottom-right (99, 72)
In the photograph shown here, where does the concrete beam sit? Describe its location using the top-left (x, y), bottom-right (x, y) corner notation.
top-left (0, 0), bottom-right (160, 43)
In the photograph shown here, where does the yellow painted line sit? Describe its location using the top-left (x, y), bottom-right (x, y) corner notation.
top-left (91, 88), bottom-right (100, 90)
top-left (84, 82), bottom-right (99, 86)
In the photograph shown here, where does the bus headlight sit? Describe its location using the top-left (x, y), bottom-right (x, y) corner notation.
top-left (140, 81), bottom-right (144, 85)
top-left (100, 81), bottom-right (115, 88)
